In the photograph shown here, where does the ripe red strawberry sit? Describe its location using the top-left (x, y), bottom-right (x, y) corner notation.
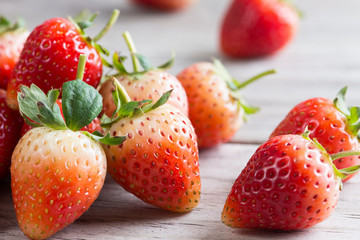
top-left (0, 89), bottom-right (23, 180)
top-left (102, 79), bottom-right (200, 212)
top-left (177, 59), bottom-right (274, 148)
top-left (222, 132), bottom-right (360, 230)
top-left (21, 99), bottom-right (102, 136)
top-left (270, 87), bottom-right (360, 182)
top-left (0, 16), bottom-right (29, 89)
top-left (100, 31), bottom-right (188, 117)
top-left (131, 0), bottom-right (197, 11)
top-left (11, 55), bottom-right (124, 239)
top-left (220, 0), bottom-right (299, 58)
top-left (6, 10), bottom-right (119, 110)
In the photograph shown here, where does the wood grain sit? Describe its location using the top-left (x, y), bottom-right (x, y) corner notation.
top-left (2, 144), bottom-right (360, 239)
top-left (2, 0), bottom-right (360, 239)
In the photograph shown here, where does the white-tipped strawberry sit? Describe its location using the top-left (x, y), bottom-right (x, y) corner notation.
top-left (11, 55), bottom-right (125, 240)
top-left (99, 31), bottom-right (188, 117)
top-left (101, 78), bottom-right (200, 212)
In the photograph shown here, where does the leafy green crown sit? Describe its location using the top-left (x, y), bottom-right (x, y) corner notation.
top-left (18, 54), bottom-right (125, 145)
top-left (213, 58), bottom-right (276, 122)
top-left (108, 31), bottom-right (175, 79)
top-left (0, 16), bottom-right (26, 35)
top-left (101, 77), bottom-right (173, 128)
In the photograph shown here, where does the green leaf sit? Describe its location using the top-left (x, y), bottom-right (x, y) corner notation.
top-left (213, 58), bottom-right (235, 90)
top-left (73, 10), bottom-right (98, 30)
top-left (0, 16), bottom-right (25, 35)
top-left (142, 89), bottom-right (173, 113)
top-left (156, 51), bottom-right (175, 70)
top-left (62, 80), bottom-right (103, 131)
top-left (111, 84), bottom-right (122, 118)
top-left (134, 53), bottom-right (153, 71)
top-left (333, 86), bottom-right (350, 116)
top-left (94, 43), bottom-right (109, 56)
top-left (117, 100), bottom-right (151, 119)
top-left (112, 52), bottom-right (128, 75)
top-left (17, 85), bottom-right (66, 129)
top-left (82, 131), bottom-right (127, 146)
top-left (36, 101), bottom-right (67, 130)
top-left (47, 89), bottom-right (60, 106)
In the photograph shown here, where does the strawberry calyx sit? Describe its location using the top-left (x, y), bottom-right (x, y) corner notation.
top-left (101, 77), bottom-right (172, 127)
top-left (68, 9), bottom-right (120, 63)
top-left (0, 16), bottom-right (26, 35)
top-left (109, 31), bottom-right (175, 79)
top-left (17, 54), bottom-right (125, 145)
top-left (333, 86), bottom-right (360, 140)
top-left (301, 129), bottom-right (360, 184)
top-left (213, 58), bottom-right (275, 121)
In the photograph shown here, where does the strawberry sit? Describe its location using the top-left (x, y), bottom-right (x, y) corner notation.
top-left (0, 89), bottom-right (23, 180)
top-left (100, 31), bottom-right (188, 117)
top-left (131, 0), bottom-right (197, 11)
top-left (0, 16), bottom-right (29, 89)
top-left (177, 59), bottom-right (274, 148)
top-left (101, 78), bottom-right (200, 212)
top-left (222, 132), bottom-right (360, 230)
top-left (220, 0), bottom-right (299, 58)
top-left (6, 10), bottom-right (119, 110)
top-left (11, 55), bottom-right (124, 239)
top-left (20, 99), bottom-right (102, 137)
top-left (270, 87), bottom-right (360, 182)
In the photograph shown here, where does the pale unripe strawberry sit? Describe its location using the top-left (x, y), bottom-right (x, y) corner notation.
top-left (104, 104), bottom-right (200, 212)
top-left (101, 78), bottom-right (201, 212)
top-left (177, 59), bottom-right (275, 148)
top-left (11, 55), bottom-right (124, 239)
top-left (11, 127), bottom-right (107, 239)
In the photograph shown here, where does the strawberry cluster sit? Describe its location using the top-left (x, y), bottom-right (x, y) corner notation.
top-left (0, 1), bottom-right (359, 239)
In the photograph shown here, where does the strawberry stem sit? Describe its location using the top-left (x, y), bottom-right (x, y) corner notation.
top-left (123, 31), bottom-right (140, 72)
top-left (93, 9), bottom-right (120, 42)
top-left (236, 69), bottom-right (276, 89)
top-left (76, 55), bottom-right (87, 80)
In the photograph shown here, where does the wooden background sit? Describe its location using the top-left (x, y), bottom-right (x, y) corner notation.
top-left (1, 0), bottom-right (360, 239)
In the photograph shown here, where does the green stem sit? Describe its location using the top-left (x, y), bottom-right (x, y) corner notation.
top-left (123, 31), bottom-right (140, 72)
top-left (93, 9), bottom-right (120, 42)
top-left (112, 77), bottom-right (131, 105)
top-left (76, 54), bottom-right (87, 80)
top-left (330, 151), bottom-right (360, 161)
top-left (236, 69), bottom-right (276, 89)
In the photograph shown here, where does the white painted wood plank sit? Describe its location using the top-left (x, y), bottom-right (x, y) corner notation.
top-left (1, 144), bottom-right (360, 239)
top-left (2, 0), bottom-right (360, 239)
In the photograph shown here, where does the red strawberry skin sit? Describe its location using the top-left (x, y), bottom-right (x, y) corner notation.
top-left (7, 18), bottom-right (102, 110)
top-left (131, 0), bottom-right (197, 11)
top-left (0, 89), bottom-right (23, 179)
top-left (0, 29), bottom-right (29, 89)
top-left (20, 99), bottom-right (102, 136)
top-left (177, 62), bottom-right (242, 148)
top-left (103, 104), bottom-right (201, 212)
top-left (270, 98), bottom-right (360, 182)
top-left (220, 0), bottom-right (299, 58)
top-left (222, 134), bottom-right (340, 230)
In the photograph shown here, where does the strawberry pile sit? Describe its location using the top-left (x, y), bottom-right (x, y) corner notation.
top-left (0, 1), bottom-right (359, 239)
